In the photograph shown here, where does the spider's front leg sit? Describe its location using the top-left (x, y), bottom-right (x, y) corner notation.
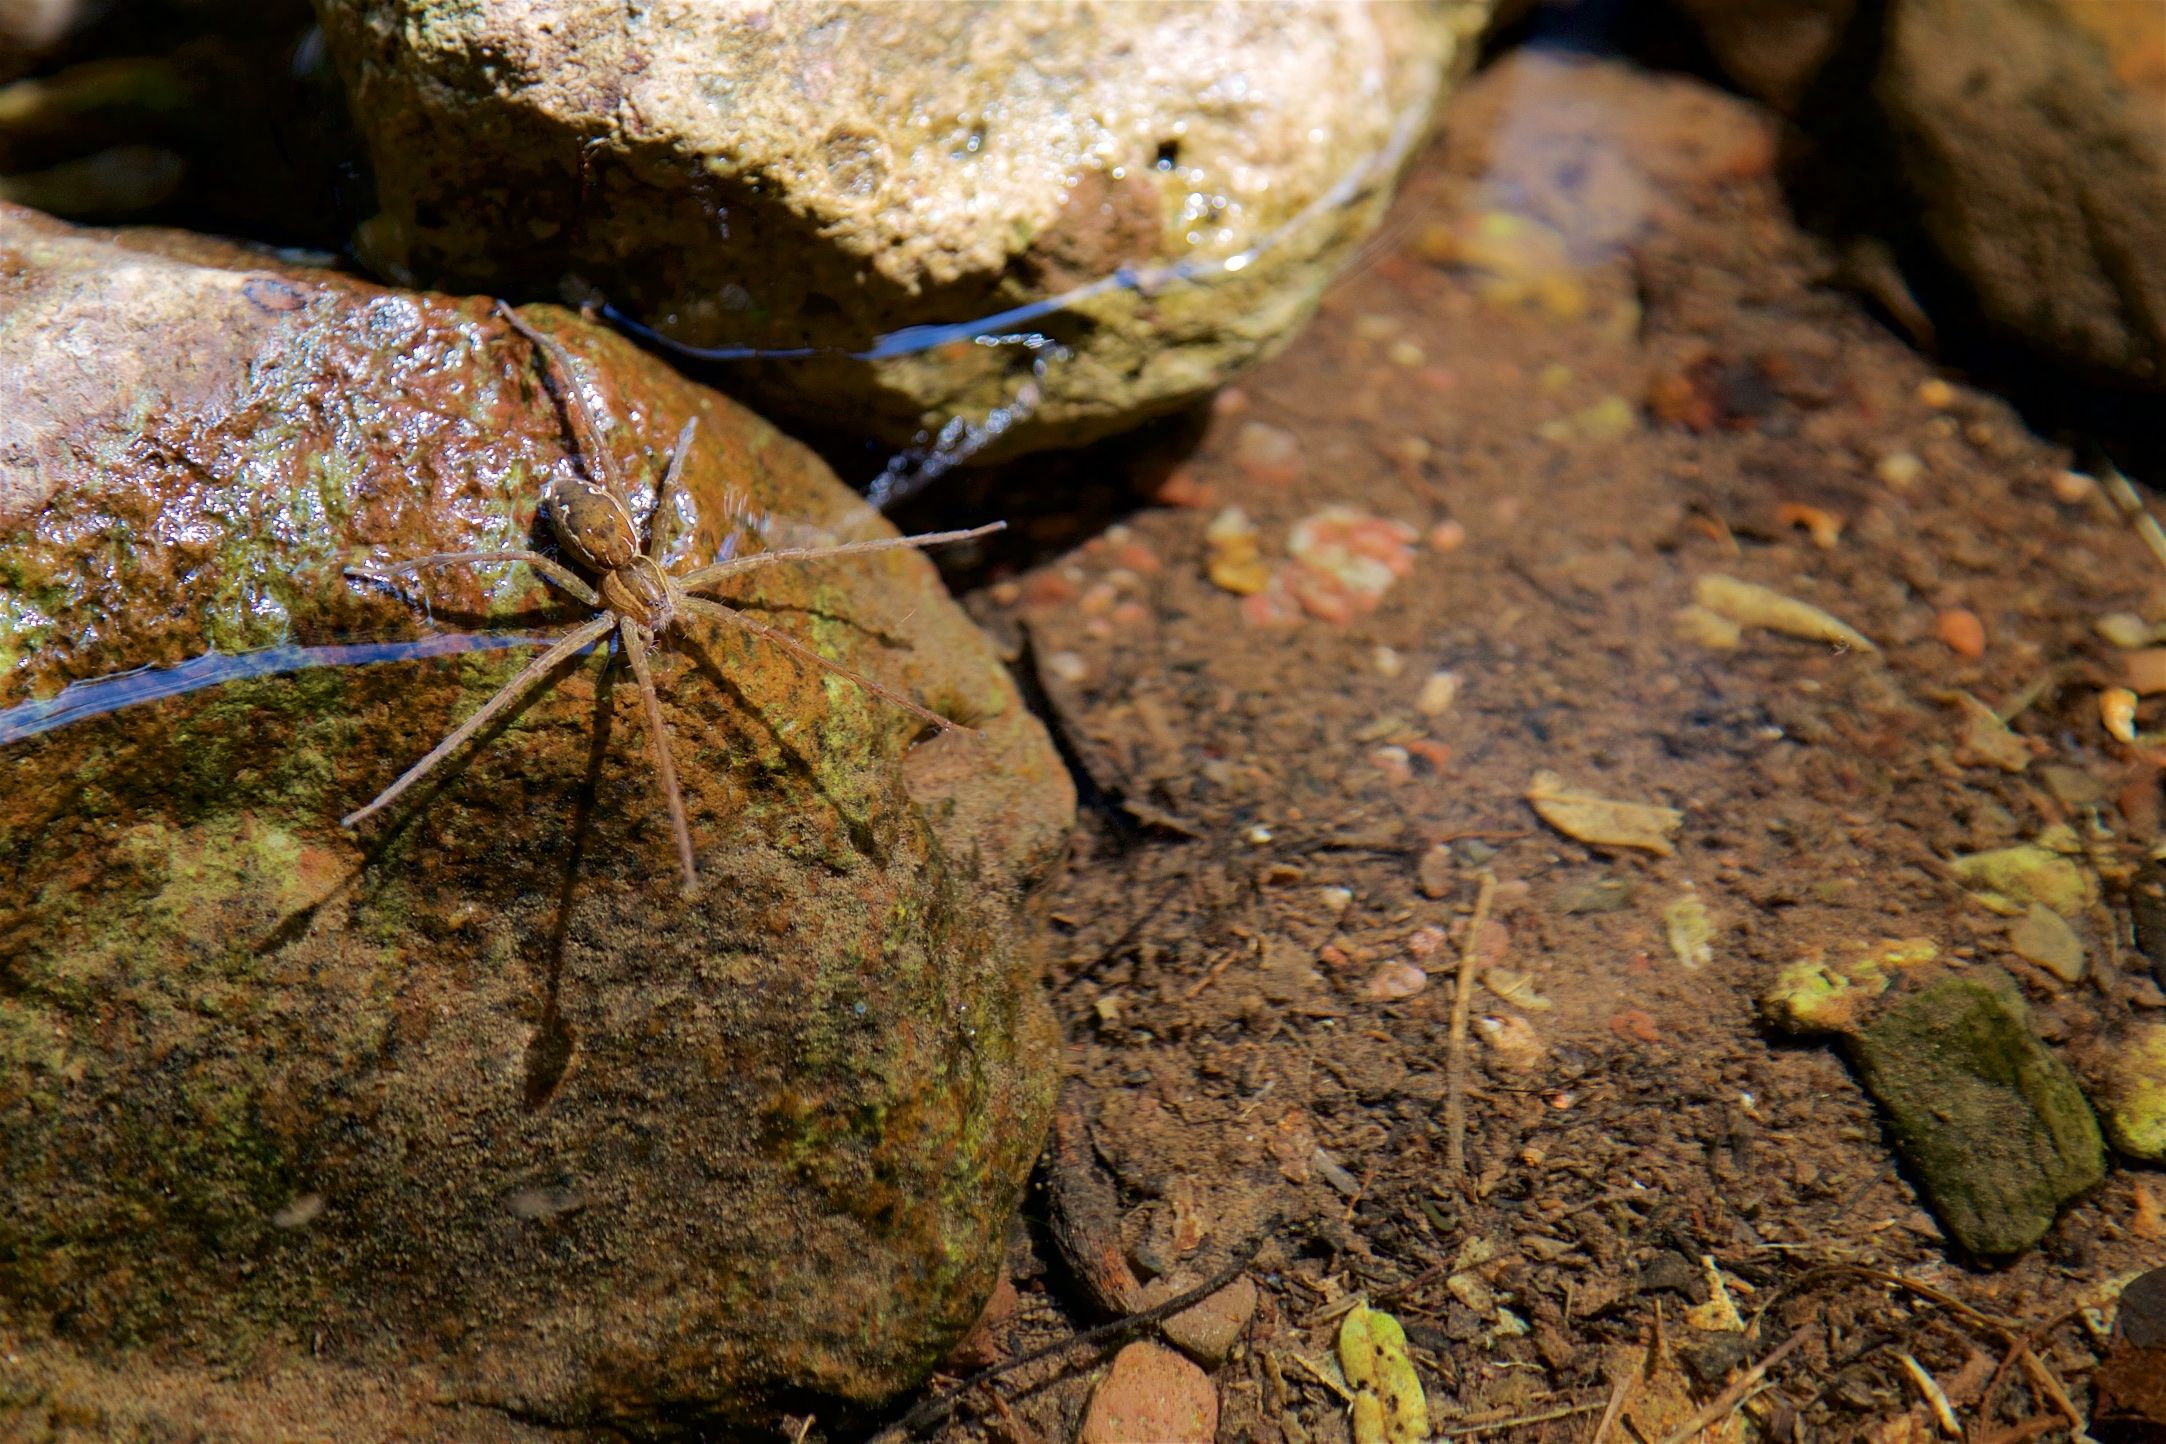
top-left (346, 550), bottom-right (602, 609)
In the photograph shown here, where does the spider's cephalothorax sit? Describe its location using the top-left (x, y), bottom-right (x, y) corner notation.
top-left (340, 301), bottom-right (1001, 894)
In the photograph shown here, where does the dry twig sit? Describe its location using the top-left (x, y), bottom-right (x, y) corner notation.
top-left (1445, 869), bottom-right (1498, 1180)
top-left (870, 1239), bottom-right (1266, 1442)
top-left (1652, 1324), bottom-right (1812, 1444)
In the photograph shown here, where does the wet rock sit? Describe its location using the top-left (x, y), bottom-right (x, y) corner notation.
top-left (1851, 969), bottom-right (2105, 1255)
top-left (313, 0), bottom-right (1489, 454)
top-left (1672, 0), bottom-right (2166, 393)
top-left (0, 205), bottom-right (1071, 1434)
top-left (2090, 1022), bottom-right (2166, 1162)
top-left (1948, 832), bottom-right (2093, 917)
top-left (1078, 1341), bottom-right (1218, 1444)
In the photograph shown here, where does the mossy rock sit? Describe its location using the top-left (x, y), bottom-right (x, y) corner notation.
top-left (1851, 968), bottom-right (2105, 1256)
top-left (0, 203), bottom-right (1071, 1436)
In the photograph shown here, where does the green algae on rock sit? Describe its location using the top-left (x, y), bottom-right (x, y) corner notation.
top-left (0, 202), bottom-right (1072, 1435)
top-left (2089, 1022), bottom-right (2166, 1163)
top-left (312, 0), bottom-right (1491, 455)
top-left (1852, 970), bottom-right (2105, 1256)
top-left (1766, 953), bottom-right (2104, 1255)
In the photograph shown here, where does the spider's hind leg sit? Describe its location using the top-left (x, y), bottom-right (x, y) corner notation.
top-left (618, 623), bottom-right (699, 895)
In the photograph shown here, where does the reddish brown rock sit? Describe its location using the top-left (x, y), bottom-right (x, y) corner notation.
top-left (1078, 1342), bottom-right (1218, 1444)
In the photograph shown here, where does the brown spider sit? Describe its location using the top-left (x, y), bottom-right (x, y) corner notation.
top-left (342, 301), bottom-right (1001, 893)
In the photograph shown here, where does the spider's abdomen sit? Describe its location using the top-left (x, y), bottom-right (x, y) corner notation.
top-left (543, 473), bottom-right (641, 571)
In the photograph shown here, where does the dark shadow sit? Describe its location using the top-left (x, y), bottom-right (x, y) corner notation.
top-left (524, 644), bottom-right (616, 1112)
top-left (675, 632), bottom-right (889, 868)
top-left (804, 402), bottom-right (1214, 593)
top-left (252, 638), bottom-right (608, 958)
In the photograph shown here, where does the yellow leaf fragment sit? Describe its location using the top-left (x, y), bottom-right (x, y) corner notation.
top-left (1338, 1305), bottom-right (1428, 1444)
top-left (1485, 967), bottom-right (1553, 1012)
top-left (1526, 770), bottom-right (1682, 856)
top-left (1663, 893), bottom-right (1714, 970)
top-left (1693, 573), bottom-right (1875, 652)
top-left (1683, 1256), bottom-right (1746, 1332)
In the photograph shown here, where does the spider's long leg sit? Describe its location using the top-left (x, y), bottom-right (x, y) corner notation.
top-left (619, 623), bottom-right (698, 895)
top-left (680, 594), bottom-right (967, 735)
top-left (342, 613), bottom-right (615, 828)
top-left (497, 302), bottom-right (634, 504)
top-left (677, 521), bottom-right (1005, 591)
top-left (647, 416), bottom-right (700, 562)
top-left (347, 550), bottom-right (601, 608)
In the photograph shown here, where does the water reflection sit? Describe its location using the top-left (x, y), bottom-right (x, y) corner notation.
top-left (0, 631), bottom-right (557, 745)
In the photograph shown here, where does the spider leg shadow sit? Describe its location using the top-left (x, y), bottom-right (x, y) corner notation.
top-left (709, 596), bottom-right (918, 654)
top-left (524, 646), bottom-right (616, 1112)
top-left (676, 632), bottom-right (891, 869)
top-left (250, 638), bottom-right (609, 959)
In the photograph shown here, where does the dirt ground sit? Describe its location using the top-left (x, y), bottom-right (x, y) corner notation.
top-left (874, 48), bottom-right (2166, 1444)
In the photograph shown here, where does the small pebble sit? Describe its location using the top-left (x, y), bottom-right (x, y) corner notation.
top-left (1045, 650), bottom-right (1088, 684)
top-left (1875, 451), bottom-right (1925, 490)
top-left (1149, 1273), bottom-right (1258, 1368)
top-left (2098, 612), bottom-right (2154, 649)
top-left (1211, 387), bottom-right (1249, 417)
top-left (1385, 434), bottom-right (1431, 467)
top-left (1373, 645), bottom-right (1405, 678)
top-left (1936, 607), bottom-right (1987, 659)
top-left (2009, 903), bottom-right (2086, 983)
top-left (271, 1194), bottom-right (325, 1230)
top-left (1364, 961), bottom-right (1428, 1001)
top-left (2052, 469), bottom-right (2098, 504)
top-left (1244, 825), bottom-right (1273, 846)
top-left (1477, 1014), bottom-right (1546, 1072)
top-left (1231, 420), bottom-right (1303, 486)
top-left (1387, 339), bottom-right (1426, 369)
top-left (1370, 745), bottom-right (1413, 784)
top-left (1405, 925), bottom-right (1446, 960)
top-left (1916, 377), bottom-right (1958, 409)
top-left (1427, 519), bottom-right (1467, 552)
top-left (1353, 312), bottom-right (1399, 341)
top-left (1416, 842), bottom-right (1454, 898)
top-left (1320, 885), bottom-right (1353, 914)
top-left (2103, 687), bottom-right (2140, 743)
top-left (1417, 670), bottom-right (1460, 716)
top-left (988, 579), bottom-right (1021, 607)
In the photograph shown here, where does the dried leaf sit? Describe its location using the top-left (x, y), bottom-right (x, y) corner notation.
top-left (1485, 967), bottom-right (1553, 1012)
top-left (1526, 769), bottom-right (1682, 856)
top-left (1694, 573), bottom-right (1875, 652)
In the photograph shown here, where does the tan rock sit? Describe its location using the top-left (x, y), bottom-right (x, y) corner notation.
top-left (316, 0), bottom-right (1493, 454)
top-left (1138, 1273), bottom-right (1259, 1368)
